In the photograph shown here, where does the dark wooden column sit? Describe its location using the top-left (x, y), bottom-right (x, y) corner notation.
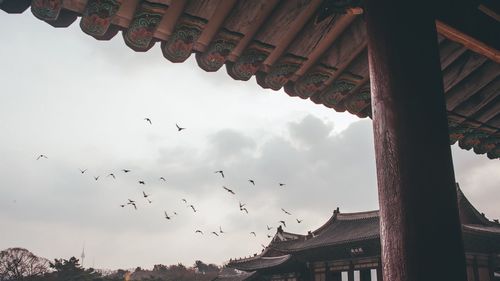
top-left (376, 266), bottom-right (383, 281)
top-left (331, 271), bottom-right (342, 281)
top-left (360, 269), bottom-right (372, 281)
top-left (348, 263), bottom-right (355, 281)
top-left (364, 1), bottom-right (467, 281)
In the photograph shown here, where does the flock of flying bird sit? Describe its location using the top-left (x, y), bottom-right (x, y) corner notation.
top-left (36, 118), bottom-right (304, 246)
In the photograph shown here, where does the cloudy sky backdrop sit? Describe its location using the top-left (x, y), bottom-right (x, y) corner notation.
top-left (0, 12), bottom-right (498, 270)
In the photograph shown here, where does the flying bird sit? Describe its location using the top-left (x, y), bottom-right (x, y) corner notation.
top-left (222, 186), bottom-right (235, 195)
top-left (147, 199), bottom-right (152, 204)
top-left (279, 183), bottom-right (286, 187)
top-left (214, 170), bottom-right (224, 178)
top-left (94, 176), bottom-right (100, 181)
top-left (267, 225), bottom-right (273, 231)
top-left (241, 207), bottom-right (249, 214)
top-left (281, 208), bottom-right (292, 215)
top-left (296, 218), bottom-right (303, 223)
top-left (248, 179), bottom-right (255, 186)
top-left (138, 181), bottom-right (145, 185)
top-left (36, 154), bottom-right (48, 160)
top-left (239, 202), bottom-right (246, 209)
top-left (142, 191), bottom-right (150, 198)
top-left (122, 169), bottom-right (131, 173)
top-left (130, 203), bottom-right (137, 210)
top-left (181, 199), bottom-right (187, 204)
top-left (267, 234), bottom-right (272, 238)
top-left (159, 177), bottom-right (166, 181)
top-left (164, 211), bottom-right (171, 220)
top-left (188, 205), bottom-right (197, 212)
top-left (176, 124), bottom-right (186, 131)
top-left (144, 118), bottom-right (152, 125)
top-left (279, 220), bottom-right (286, 227)
top-left (128, 199), bottom-right (136, 204)
top-left (173, 212), bottom-right (178, 215)
top-left (107, 173), bottom-right (116, 179)
top-left (79, 169), bottom-right (87, 174)
top-left (219, 226), bottom-right (225, 234)
top-left (195, 230), bottom-right (203, 235)
top-left (250, 232), bottom-right (256, 237)
top-left (120, 204), bottom-right (125, 208)
top-left (211, 232), bottom-right (219, 237)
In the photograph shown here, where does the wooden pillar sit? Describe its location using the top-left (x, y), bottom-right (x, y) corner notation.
top-left (364, 1), bottom-right (467, 281)
top-left (360, 269), bottom-right (372, 281)
top-left (348, 263), bottom-right (355, 281)
top-left (331, 271), bottom-right (342, 281)
top-left (376, 266), bottom-right (383, 281)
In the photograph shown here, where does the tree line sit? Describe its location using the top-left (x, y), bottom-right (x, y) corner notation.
top-left (0, 248), bottom-right (238, 281)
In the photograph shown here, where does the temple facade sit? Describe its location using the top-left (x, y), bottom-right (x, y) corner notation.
top-left (227, 186), bottom-right (500, 281)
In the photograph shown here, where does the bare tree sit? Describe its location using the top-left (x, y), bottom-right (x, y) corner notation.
top-left (0, 248), bottom-right (49, 280)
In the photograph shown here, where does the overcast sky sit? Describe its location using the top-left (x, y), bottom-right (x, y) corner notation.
top-left (0, 12), bottom-right (498, 270)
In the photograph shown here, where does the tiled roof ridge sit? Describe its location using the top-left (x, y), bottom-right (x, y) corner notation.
top-left (228, 254), bottom-right (290, 264)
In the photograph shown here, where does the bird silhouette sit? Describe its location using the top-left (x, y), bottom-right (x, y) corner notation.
top-left (222, 186), bottom-right (235, 195)
top-left (147, 199), bottom-right (152, 204)
top-left (195, 230), bottom-right (203, 235)
top-left (267, 234), bottom-right (272, 238)
top-left (281, 208), bottom-right (292, 215)
top-left (122, 169), bottom-right (131, 173)
top-left (176, 124), bottom-right (186, 131)
top-left (142, 191), bottom-right (150, 198)
top-left (79, 169), bottom-right (87, 174)
top-left (120, 204), bottom-right (125, 208)
top-left (107, 173), bottom-right (116, 179)
top-left (248, 179), bottom-right (255, 186)
top-left (214, 170), bottom-right (224, 178)
top-left (36, 154), bottom-right (48, 160)
top-left (250, 232), bottom-right (256, 237)
top-left (296, 218), bottom-right (303, 223)
top-left (164, 211), bottom-right (171, 220)
top-left (94, 176), bottom-right (100, 181)
top-left (279, 183), bottom-right (286, 187)
top-left (188, 205), bottom-right (197, 212)
top-left (144, 118), bottom-right (152, 125)
top-left (279, 220), bottom-right (286, 227)
top-left (239, 202), bottom-right (246, 209)
top-left (211, 231), bottom-right (219, 237)
top-left (267, 225), bottom-right (273, 231)
top-left (128, 199), bottom-right (135, 204)
top-left (181, 199), bottom-right (187, 204)
top-left (130, 203), bottom-right (137, 210)
top-left (159, 177), bottom-right (166, 181)
top-left (138, 181), bottom-right (145, 185)
top-left (173, 212), bottom-right (178, 215)
top-left (241, 207), bottom-right (249, 214)
top-left (219, 226), bottom-right (225, 234)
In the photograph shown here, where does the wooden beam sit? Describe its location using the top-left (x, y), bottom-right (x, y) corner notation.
top-left (154, 0), bottom-right (188, 40)
top-left (194, 0), bottom-right (237, 52)
top-left (436, 20), bottom-right (500, 63)
top-left (365, 0), bottom-right (467, 280)
top-left (453, 78), bottom-right (500, 117)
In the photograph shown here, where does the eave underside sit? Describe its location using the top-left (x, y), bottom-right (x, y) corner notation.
top-left (2, 0), bottom-right (499, 159)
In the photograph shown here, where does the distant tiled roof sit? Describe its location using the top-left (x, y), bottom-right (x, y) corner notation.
top-left (228, 255), bottom-right (292, 271)
top-left (228, 185), bottom-right (500, 271)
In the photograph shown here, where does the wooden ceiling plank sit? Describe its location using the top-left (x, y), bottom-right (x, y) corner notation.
top-left (436, 20), bottom-right (500, 63)
top-left (226, 0), bottom-right (280, 61)
top-left (261, 0), bottom-right (322, 67)
top-left (256, 13), bottom-right (356, 90)
top-left (446, 61), bottom-right (500, 110)
top-left (195, 0), bottom-right (278, 72)
top-left (194, 0), bottom-right (238, 52)
top-left (62, 0), bottom-right (87, 13)
top-left (185, 0), bottom-right (222, 18)
top-left (442, 51), bottom-right (488, 92)
top-left (453, 78), bottom-right (500, 117)
top-left (284, 17), bottom-right (367, 98)
top-left (438, 40), bottom-right (468, 70)
top-left (226, 0), bottom-right (321, 81)
top-left (471, 95), bottom-right (500, 124)
top-left (154, 0), bottom-right (188, 40)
